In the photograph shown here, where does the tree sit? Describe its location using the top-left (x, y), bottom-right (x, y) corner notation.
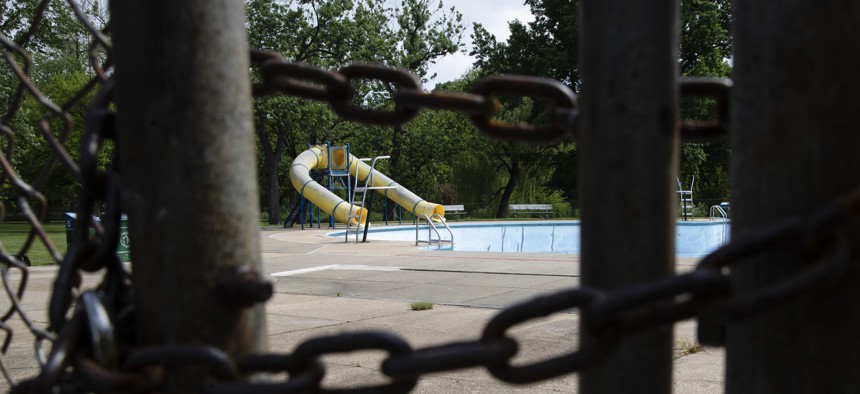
top-left (471, 0), bottom-right (733, 214)
top-left (678, 0), bottom-right (732, 207)
top-left (245, 0), bottom-right (465, 224)
top-left (472, 0), bottom-right (581, 87)
top-left (368, 0), bottom-right (464, 219)
top-left (247, 0), bottom-right (387, 224)
top-left (470, 0), bottom-right (580, 217)
top-left (1, 0), bottom-right (107, 214)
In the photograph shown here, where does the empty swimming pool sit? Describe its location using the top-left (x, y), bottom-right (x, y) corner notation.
top-left (332, 220), bottom-right (730, 257)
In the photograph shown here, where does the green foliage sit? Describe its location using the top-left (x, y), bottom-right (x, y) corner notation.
top-left (680, 0), bottom-right (732, 77)
top-left (472, 0), bottom-right (581, 86)
top-left (469, 0), bottom-right (734, 213)
top-left (386, 0), bottom-right (465, 83)
top-left (1, 0), bottom-right (107, 214)
top-left (468, 0), bottom-right (582, 217)
top-left (673, 338), bottom-right (704, 359)
top-left (409, 301), bottom-right (434, 311)
top-left (679, 0), bottom-right (732, 203)
top-left (547, 142), bottom-right (578, 206)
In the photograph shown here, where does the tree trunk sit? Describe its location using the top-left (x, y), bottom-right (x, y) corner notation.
top-left (390, 125), bottom-right (403, 180)
top-left (257, 113), bottom-right (286, 225)
top-left (496, 158), bottom-right (520, 218)
top-left (266, 160), bottom-right (281, 224)
top-left (388, 125), bottom-right (404, 218)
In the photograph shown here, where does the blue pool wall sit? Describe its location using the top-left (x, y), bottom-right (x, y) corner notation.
top-left (331, 220), bottom-right (730, 257)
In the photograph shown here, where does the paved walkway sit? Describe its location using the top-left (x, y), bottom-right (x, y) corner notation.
top-left (1, 226), bottom-right (724, 393)
top-left (260, 226), bottom-right (724, 393)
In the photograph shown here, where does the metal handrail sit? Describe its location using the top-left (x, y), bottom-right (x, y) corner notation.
top-left (415, 214), bottom-right (453, 250)
top-left (346, 158), bottom-right (371, 242)
top-left (709, 204), bottom-right (728, 221)
top-left (709, 204), bottom-right (731, 246)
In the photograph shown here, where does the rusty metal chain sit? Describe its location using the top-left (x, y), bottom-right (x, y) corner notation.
top-left (252, 50), bottom-right (580, 142)
top-left (679, 77), bottom-right (732, 141)
top-left (251, 50), bottom-right (730, 143)
top-left (1, 2), bottom-right (853, 393)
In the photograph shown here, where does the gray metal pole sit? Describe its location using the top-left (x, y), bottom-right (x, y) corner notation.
top-left (579, 1), bottom-right (679, 393)
top-left (110, 0), bottom-right (268, 389)
top-left (728, 1), bottom-right (860, 392)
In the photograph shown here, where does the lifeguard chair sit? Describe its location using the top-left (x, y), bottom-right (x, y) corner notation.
top-left (677, 176), bottom-right (694, 221)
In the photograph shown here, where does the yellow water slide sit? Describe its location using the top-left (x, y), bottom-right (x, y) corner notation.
top-left (289, 145), bottom-right (444, 225)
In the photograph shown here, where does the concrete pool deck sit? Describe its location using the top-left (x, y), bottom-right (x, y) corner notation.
top-left (1, 225), bottom-right (724, 393)
top-left (260, 226), bottom-right (724, 393)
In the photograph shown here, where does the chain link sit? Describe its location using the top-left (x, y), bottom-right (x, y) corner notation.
top-left (1, 1), bottom-right (127, 390)
top-left (679, 77), bottom-right (732, 140)
top-left (2, 2), bottom-right (854, 393)
top-left (252, 50), bottom-right (583, 143)
top-left (252, 50), bottom-right (729, 143)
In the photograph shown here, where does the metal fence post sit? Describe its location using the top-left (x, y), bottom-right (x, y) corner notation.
top-left (579, 1), bottom-right (679, 393)
top-left (728, 1), bottom-right (860, 392)
top-left (110, 0), bottom-right (267, 389)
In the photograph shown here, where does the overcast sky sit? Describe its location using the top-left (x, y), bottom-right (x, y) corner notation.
top-left (425, 0), bottom-right (534, 90)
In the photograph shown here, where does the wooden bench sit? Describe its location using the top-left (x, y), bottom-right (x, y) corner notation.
top-left (509, 203), bottom-right (553, 219)
top-left (442, 204), bottom-right (466, 221)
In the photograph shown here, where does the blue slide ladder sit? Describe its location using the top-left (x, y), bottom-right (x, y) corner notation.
top-left (326, 143), bottom-right (352, 228)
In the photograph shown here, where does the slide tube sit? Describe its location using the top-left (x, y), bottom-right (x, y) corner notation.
top-left (289, 145), bottom-right (444, 226)
top-left (289, 146), bottom-right (366, 225)
top-left (346, 157), bottom-right (444, 219)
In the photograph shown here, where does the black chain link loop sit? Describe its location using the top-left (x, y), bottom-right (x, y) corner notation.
top-left (255, 54), bottom-right (727, 143)
top-left (395, 90), bottom-right (496, 116)
top-left (207, 353), bottom-right (325, 394)
top-left (253, 52), bottom-right (581, 142)
top-left (693, 192), bottom-right (859, 345)
top-left (73, 354), bottom-right (159, 394)
top-left (382, 338), bottom-right (517, 379)
top-left (584, 269), bottom-right (729, 338)
top-left (679, 77), bottom-right (731, 140)
top-left (206, 361), bottom-right (324, 394)
top-left (258, 57), bottom-right (352, 101)
top-left (331, 64), bottom-right (422, 125)
top-left (469, 75), bottom-right (580, 142)
top-left (124, 346), bottom-right (240, 380)
top-left (481, 288), bottom-right (608, 384)
top-left (290, 332), bottom-right (418, 394)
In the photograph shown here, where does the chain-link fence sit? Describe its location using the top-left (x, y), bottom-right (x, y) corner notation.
top-left (2, 0), bottom-right (858, 393)
top-left (1, 0), bottom-right (114, 389)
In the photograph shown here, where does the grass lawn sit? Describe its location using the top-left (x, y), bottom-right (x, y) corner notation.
top-left (0, 221), bottom-right (67, 266)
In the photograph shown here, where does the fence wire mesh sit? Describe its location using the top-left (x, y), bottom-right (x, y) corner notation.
top-left (1, 0), bottom-right (115, 388)
top-left (0, 1), bottom-right (857, 393)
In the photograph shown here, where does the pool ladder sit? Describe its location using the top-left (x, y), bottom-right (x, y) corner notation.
top-left (709, 202), bottom-right (731, 246)
top-left (415, 214), bottom-right (453, 250)
top-left (709, 204), bottom-right (729, 221)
